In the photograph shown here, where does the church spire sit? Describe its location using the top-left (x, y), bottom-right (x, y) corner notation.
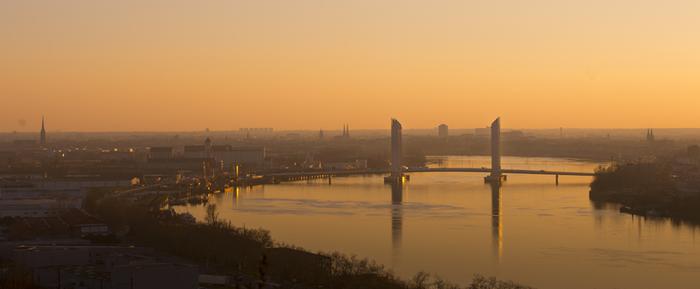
top-left (646, 128), bottom-right (655, 142)
top-left (40, 115), bottom-right (46, 146)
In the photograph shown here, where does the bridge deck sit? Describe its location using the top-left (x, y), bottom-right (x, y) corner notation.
top-left (265, 167), bottom-right (594, 178)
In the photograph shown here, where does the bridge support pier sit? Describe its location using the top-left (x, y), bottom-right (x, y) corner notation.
top-left (484, 174), bottom-right (506, 184)
top-left (555, 174), bottom-right (559, 186)
top-left (385, 174), bottom-right (410, 184)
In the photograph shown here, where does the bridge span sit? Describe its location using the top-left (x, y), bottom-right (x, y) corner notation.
top-left (262, 118), bottom-right (595, 185)
top-left (266, 168), bottom-right (593, 178)
top-left (409, 167), bottom-right (593, 176)
top-left (263, 167), bottom-right (593, 184)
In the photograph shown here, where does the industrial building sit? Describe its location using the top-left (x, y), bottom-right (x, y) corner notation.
top-left (1, 245), bottom-right (198, 289)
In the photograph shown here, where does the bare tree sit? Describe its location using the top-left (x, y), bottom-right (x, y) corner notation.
top-left (205, 204), bottom-right (220, 226)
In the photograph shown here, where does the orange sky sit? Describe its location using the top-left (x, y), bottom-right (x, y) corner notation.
top-left (2, 0), bottom-right (700, 132)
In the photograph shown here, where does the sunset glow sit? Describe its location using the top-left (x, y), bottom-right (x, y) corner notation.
top-left (2, 0), bottom-right (700, 131)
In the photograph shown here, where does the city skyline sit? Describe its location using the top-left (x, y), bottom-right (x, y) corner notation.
top-left (3, 2), bottom-right (700, 289)
top-left (2, 1), bottom-right (700, 131)
top-left (4, 115), bottom-right (694, 134)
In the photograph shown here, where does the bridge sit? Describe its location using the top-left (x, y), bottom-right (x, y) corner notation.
top-left (262, 117), bottom-right (595, 185)
top-left (263, 167), bottom-right (593, 183)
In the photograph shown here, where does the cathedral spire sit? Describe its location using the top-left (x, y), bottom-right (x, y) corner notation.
top-left (40, 115), bottom-right (46, 146)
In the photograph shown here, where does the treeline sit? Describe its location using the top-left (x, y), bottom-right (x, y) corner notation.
top-left (590, 163), bottom-right (674, 193)
top-left (589, 162), bottom-right (675, 207)
top-left (87, 191), bottom-right (534, 289)
top-left (589, 162), bottom-right (700, 222)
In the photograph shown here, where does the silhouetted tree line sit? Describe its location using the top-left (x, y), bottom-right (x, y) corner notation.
top-left (590, 162), bottom-right (675, 207)
top-left (590, 162), bottom-right (700, 222)
top-left (591, 163), bottom-right (674, 193)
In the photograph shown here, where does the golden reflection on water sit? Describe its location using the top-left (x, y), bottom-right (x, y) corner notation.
top-left (491, 182), bottom-right (503, 262)
top-left (391, 182), bottom-right (404, 266)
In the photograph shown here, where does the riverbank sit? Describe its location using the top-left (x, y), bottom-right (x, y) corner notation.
top-left (87, 189), bottom-right (534, 289)
top-left (589, 162), bottom-right (700, 222)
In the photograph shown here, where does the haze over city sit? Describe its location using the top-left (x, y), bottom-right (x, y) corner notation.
top-left (3, 0), bottom-right (700, 131)
top-left (4, 2), bottom-right (700, 289)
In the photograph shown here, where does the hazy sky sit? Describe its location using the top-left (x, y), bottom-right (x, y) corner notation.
top-left (2, 1), bottom-right (700, 132)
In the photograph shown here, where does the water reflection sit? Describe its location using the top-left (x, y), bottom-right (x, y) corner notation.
top-left (490, 182), bottom-right (502, 261)
top-left (391, 182), bottom-right (404, 265)
top-left (177, 157), bottom-right (700, 289)
top-left (232, 186), bottom-right (240, 208)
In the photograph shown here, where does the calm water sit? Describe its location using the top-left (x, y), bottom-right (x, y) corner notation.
top-left (175, 156), bottom-right (700, 289)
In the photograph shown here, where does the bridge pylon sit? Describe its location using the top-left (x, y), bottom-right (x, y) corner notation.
top-left (485, 117), bottom-right (507, 184)
top-left (385, 118), bottom-right (409, 184)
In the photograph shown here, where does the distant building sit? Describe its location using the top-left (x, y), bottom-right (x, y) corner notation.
top-left (438, 124), bottom-right (448, 138)
top-left (688, 145), bottom-right (700, 160)
top-left (149, 147), bottom-right (174, 160)
top-left (323, 160), bottom-right (367, 170)
top-left (183, 145), bottom-right (206, 159)
top-left (33, 178), bottom-right (132, 190)
top-left (211, 146), bottom-right (266, 169)
top-left (183, 138), bottom-right (214, 159)
top-left (502, 130), bottom-right (525, 139)
top-left (0, 151), bottom-right (15, 167)
top-left (646, 129), bottom-right (655, 142)
top-left (7, 208), bottom-right (112, 237)
top-left (239, 128), bottom-right (273, 133)
top-left (3, 245), bottom-right (198, 289)
top-left (182, 138), bottom-right (265, 169)
top-left (100, 150), bottom-right (135, 161)
top-left (342, 124), bottom-right (350, 138)
top-left (63, 209), bottom-right (111, 236)
top-left (239, 128), bottom-right (273, 138)
top-left (12, 139), bottom-right (37, 147)
top-left (204, 137), bottom-right (212, 158)
top-left (475, 127), bottom-right (523, 139)
top-left (0, 199), bottom-right (82, 218)
top-left (475, 127), bottom-right (490, 137)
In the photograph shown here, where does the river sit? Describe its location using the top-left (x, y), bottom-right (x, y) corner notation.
top-left (174, 156), bottom-right (700, 289)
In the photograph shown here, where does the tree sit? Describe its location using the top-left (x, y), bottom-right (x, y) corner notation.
top-left (411, 271), bottom-right (431, 289)
top-left (205, 204), bottom-right (220, 226)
